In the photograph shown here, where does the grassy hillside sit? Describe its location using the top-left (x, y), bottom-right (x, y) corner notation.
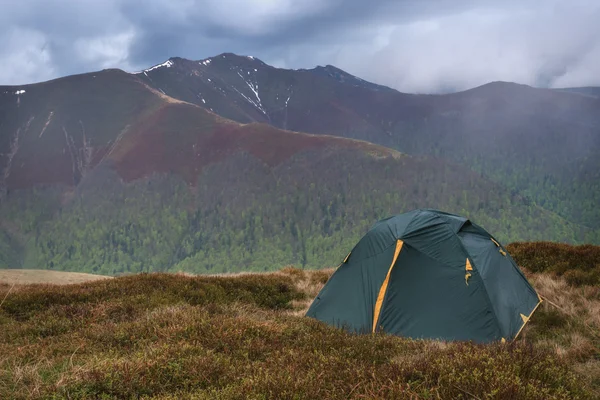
top-left (1, 244), bottom-right (599, 399)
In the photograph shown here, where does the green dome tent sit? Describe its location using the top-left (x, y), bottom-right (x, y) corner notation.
top-left (306, 209), bottom-right (541, 343)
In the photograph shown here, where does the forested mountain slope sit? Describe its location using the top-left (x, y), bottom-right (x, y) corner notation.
top-left (0, 68), bottom-right (597, 274)
top-left (134, 54), bottom-right (600, 229)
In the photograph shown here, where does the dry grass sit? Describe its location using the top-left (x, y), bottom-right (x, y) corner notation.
top-left (0, 246), bottom-right (598, 399)
top-left (527, 273), bottom-right (600, 330)
top-left (517, 271), bottom-right (600, 393)
top-left (0, 269), bottom-right (112, 286)
top-left (279, 267), bottom-right (333, 316)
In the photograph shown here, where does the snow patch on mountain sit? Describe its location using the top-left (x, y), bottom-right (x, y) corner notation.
top-left (236, 71), bottom-right (266, 115)
top-left (15, 90), bottom-right (26, 95)
top-left (143, 60), bottom-right (174, 73)
top-left (39, 111), bottom-right (54, 138)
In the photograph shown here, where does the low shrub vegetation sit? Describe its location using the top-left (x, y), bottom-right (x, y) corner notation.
top-left (508, 242), bottom-right (600, 286)
top-left (1, 244), bottom-right (599, 399)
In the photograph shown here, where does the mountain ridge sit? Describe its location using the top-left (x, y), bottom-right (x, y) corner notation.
top-left (3, 52), bottom-right (599, 97)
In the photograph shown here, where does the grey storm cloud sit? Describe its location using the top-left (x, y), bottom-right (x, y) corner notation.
top-left (1, 0), bottom-right (599, 93)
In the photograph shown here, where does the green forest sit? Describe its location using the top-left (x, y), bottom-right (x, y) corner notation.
top-left (1, 149), bottom-right (598, 276)
top-left (383, 117), bottom-right (600, 230)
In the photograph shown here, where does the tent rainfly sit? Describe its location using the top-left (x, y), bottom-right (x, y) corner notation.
top-left (306, 209), bottom-right (541, 343)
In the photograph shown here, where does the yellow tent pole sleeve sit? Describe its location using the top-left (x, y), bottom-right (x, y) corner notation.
top-left (343, 251), bottom-right (351, 263)
top-left (512, 298), bottom-right (543, 341)
top-left (372, 240), bottom-right (404, 333)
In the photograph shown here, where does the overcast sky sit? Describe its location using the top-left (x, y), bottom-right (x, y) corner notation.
top-left (2, 0), bottom-right (599, 93)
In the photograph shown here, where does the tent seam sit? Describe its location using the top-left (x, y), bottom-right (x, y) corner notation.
top-left (450, 222), bottom-right (504, 339)
top-left (497, 237), bottom-right (539, 298)
top-left (463, 230), bottom-right (540, 338)
top-left (305, 239), bottom-right (399, 318)
top-left (350, 240), bottom-right (400, 263)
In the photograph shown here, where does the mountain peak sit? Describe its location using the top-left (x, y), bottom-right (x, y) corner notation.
top-left (134, 58), bottom-right (176, 74)
top-left (209, 52), bottom-right (267, 65)
top-left (311, 64), bottom-right (359, 78)
top-left (466, 81), bottom-right (532, 92)
top-left (315, 64), bottom-right (346, 73)
top-left (309, 64), bottom-right (395, 92)
top-left (132, 53), bottom-right (395, 96)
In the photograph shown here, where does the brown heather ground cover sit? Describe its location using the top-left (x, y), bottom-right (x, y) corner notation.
top-left (0, 242), bottom-right (598, 399)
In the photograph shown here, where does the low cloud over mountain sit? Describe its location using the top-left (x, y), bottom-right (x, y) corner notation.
top-left (2, 0), bottom-right (599, 92)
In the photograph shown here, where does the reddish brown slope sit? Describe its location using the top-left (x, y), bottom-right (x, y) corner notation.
top-left (0, 69), bottom-right (400, 191)
top-left (109, 100), bottom-right (399, 184)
